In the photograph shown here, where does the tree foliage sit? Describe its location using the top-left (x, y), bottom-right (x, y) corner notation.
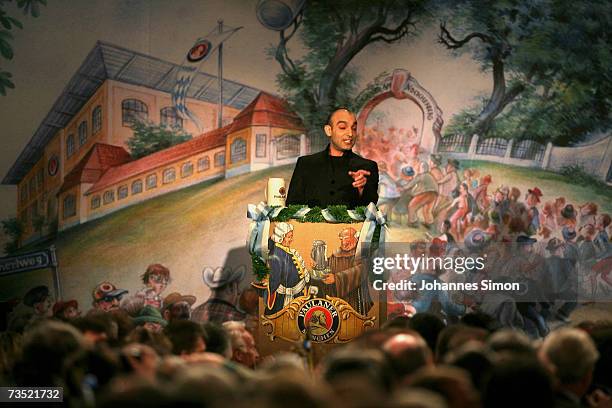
top-left (439, 0), bottom-right (611, 143)
top-left (126, 120), bottom-right (192, 159)
top-left (1, 216), bottom-right (22, 254)
top-left (270, 0), bottom-right (433, 149)
top-left (0, 0), bottom-right (47, 95)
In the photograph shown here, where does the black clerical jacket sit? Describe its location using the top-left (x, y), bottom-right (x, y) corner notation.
top-left (286, 145), bottom-right (379, 208)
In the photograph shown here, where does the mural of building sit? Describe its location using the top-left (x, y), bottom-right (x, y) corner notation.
top-left (3, 42), bottom-right (305, 245)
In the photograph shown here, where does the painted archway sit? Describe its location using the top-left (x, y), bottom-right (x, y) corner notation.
top-left (355, 69), bottom-right (444, 157)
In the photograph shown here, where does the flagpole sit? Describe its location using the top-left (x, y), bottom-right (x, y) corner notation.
top-left (218, 19), bottom-right (223, 129)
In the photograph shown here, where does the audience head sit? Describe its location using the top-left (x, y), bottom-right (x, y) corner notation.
top-left (223, 321), bottom-right (259, 369)
top-left (164, 320), bottom-right (206, 356)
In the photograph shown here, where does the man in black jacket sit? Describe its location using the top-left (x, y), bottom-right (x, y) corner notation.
top-left (286, 108), bottom-right (379, 208)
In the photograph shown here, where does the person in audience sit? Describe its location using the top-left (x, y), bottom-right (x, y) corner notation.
top-left (223, 320), bottom-right (259, 369)
top-left (192, 266), bottom-right (246, 324)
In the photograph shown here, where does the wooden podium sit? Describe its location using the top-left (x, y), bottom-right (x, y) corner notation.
top-left (247, 203), bottom-right (387, 360)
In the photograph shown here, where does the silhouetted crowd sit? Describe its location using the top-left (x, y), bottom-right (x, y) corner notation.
top-left (1, 309), bottom-right (612, 408)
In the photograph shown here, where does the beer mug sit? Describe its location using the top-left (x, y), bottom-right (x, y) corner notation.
top-left (265, 178), bottom-right (287, 207)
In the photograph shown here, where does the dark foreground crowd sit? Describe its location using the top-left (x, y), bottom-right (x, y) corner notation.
top-left (1, 310), bottom-right (611, 408)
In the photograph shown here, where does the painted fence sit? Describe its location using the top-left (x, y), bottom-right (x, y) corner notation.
top-left (438, 134), bottom-right (612, 183)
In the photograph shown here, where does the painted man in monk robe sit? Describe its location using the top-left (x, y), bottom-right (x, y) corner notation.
top-left (264, 222), bottom-right (310, 315)
top-left (321, 227), bottom-right (373, 315)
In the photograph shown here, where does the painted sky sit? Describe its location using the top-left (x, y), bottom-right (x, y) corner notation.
top-left (0, 0), bottom-right (490, 245)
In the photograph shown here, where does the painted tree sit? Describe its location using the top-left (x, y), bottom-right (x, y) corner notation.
top-left (0, 0), bottom-right (47, 95)
top-left (270, 0), bottom-right (434, 150)
top-left (439, 0), bottom-right (611, 143)
top-left (126, 120), bottom-right (192, 159)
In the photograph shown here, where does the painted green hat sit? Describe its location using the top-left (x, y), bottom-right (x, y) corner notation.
top-left (133, 305), bottom-right (167, 327)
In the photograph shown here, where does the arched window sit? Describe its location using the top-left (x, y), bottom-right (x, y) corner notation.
top-left (92, 105), bottom-right (102, 134)
top-left (214, 151), bottom-right (225, 167)
top-left (160, 107), bottom-right (183, 129)
top-left (181, 161), bottom-right (193, 178)
top-left (132, 180), bottom-right (143, 194)
top-left (230, 138), bottom-right (247, 163)
top-left (118, 185), bottom-right (128, 200)
top-left (66, 134), bottom-right (75, 157)
top-left (146, 174), bottom-right (157, 190)
top-left (162, 168), bottom-right (176, 184)
top-left (197, 157), bottom-right (210, 172)
top-left (103, 190), bottom-right (115, 204)
top-left (122, 99), bottom-right (148, 126)
top-left (63, 194), bottom-right (76, 219)
top-left (91, 195), bottom-right (101, 209)
top-left (78, 121), bottom-right (88, 146)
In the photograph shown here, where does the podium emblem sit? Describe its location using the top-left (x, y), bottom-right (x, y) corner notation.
top-left (297, 298), bottom-right (340, 342)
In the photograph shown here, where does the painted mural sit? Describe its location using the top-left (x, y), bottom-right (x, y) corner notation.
top-left (0, 1), bottom-right (610, 351)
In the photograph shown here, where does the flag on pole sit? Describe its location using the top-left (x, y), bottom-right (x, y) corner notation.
top-left (172, 24), bottom-right (242, 132)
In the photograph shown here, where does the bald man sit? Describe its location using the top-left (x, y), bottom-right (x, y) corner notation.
top-left (286, 108), bottom-right (379, 208)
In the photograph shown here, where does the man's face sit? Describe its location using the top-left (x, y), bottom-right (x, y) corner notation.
top-left (166, 301), bottom-right (191, 322)
top-left (236, 331), bottom-right (259, 369)
top-left (143, 322), bottom-right (162, 333)
top-left (63, 306), bottom-right (80, 319)
top-left (96, 296), bottom-right (120, 311)
top-left (34, 296), bottom-right (53, 316)
top-left (324, 109), bottom-right (357, 154)
top-left (147, 274), bottom-right (168, 295)
top-left (526, 193), bottom-right (538, 207)
top-left (339, 230), bottom-right (357, 252)
top-left (281, 230), bottom-right (294, 247)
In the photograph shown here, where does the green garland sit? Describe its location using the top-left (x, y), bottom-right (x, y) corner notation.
top-left (271, 205), bottom-right (367, 223)
top-left (251, 252), bottom-right (270, 282)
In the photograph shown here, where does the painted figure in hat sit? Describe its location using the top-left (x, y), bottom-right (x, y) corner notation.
top-left (594, 213), bottom-right (611, 254)
top-left (437, 158), bottom-right (460, 199)
top-left (526, 187), bottom-right (543, 235)
top-left (192, 266), bottom-right (246, 324)
top-left (577, 202), bottom-right (598, 230)
top-left (162, 292), bottom-right (196, 323)
top-left (473, 175), bottom-right (492, 212)
top-left (264, 222), bottom-right (309, 315)
top-left (52, 299), bottom-right (81, 321)
top-left (401, 161), bottom-right (439, 227)
top-left (544, 238), bottom-right (577, 322)
top-left (91, 281), bottom-right (128, 312)
top-left (133, 305), bottom-right (167, 333)
top-left (121, 264), bottom-right (170, 316)
top-left (23, 285), bottom-right (53, 318)
top-left (377, 162), bottom-right (401, 216)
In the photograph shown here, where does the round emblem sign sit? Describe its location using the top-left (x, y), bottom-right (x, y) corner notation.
top-left (297, 298), bottom-right (341, 343)
top-left (47, 155), bottom-right (59, 176)
top-left (187, 40), bottom-right (212, 63)
top-left (278, 186), bottom-right (286, 197)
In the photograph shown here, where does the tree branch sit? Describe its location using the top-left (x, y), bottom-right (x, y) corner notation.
top-left (275, 16), bottom-right (302, 77)
top-left (369, 8), bottom-right (417, 44)
top-left (437, 22), bottom-right (493, 49)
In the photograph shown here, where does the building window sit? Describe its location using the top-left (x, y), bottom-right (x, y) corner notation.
top-left (276, 134), bottom-right (301, 160)
top-left (230, 138), bottom-right (247, 164)
top-left (160, 107), bottom-right (183, 129)
top-left (162, 168), bottom-right (176, 184)
top-left (29, 179), bottom-right (36, 197)
top-left (47, 197), bottom-right (56, 219)
top-left (122, 99), bottom-right (148, 126)
top-left (92, 105), bottom-right (102, 134)
top-left (181, 161), bottom-right (193, 178)
top-left (91, 195), bottom-right (101, 209)
top-left (256, 134), bottom-right (267, 157)
top-left (66, 134), bottom-right (75, 157)
top-left (78, 121), bottom-right (88, 146)
top-left (197, 157), bottom-right (210, 172)
top-left (146, 174), bottom-right (157, 190)
top-left (31, 200), bottom-right (39, 218)
top-left (36, 168), bottom-right (44, 190)
top-left (132, 180), bottom-right (143, 194)
top-left (20, 185), bottom-right (28, 203)
top-left (214, 151), bottom-right (225, 167)
top-left (118, 185), bottom-right (128, 200)
top-left (63, 194), bottom-right (76, 219)
top-left (103, 190), bottom-right (115, 204)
